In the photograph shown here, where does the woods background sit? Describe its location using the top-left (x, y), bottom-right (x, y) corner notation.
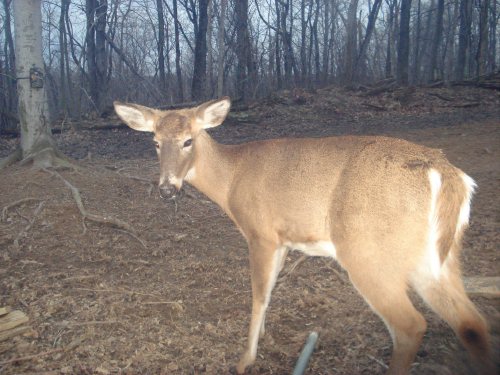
top-left (0, 0), bottom-right (498, 133)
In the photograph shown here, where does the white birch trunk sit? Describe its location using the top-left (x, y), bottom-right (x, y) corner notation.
top-left (14, 0), bottom-right (53, 161)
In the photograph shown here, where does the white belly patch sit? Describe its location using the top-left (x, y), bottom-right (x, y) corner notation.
top-left (284, 241), bottom-right (337, 258)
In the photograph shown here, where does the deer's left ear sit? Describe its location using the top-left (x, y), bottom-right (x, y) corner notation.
top-left (195, 97), bottom-right (231, 130)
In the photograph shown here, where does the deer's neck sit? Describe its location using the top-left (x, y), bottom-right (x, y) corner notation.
top-left (187, 130), bottom-right (237, 214)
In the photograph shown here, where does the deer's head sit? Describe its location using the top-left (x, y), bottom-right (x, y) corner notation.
top-left (114, 97), bottom-right (231, 199)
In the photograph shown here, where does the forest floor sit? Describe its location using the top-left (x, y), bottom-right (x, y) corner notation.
top-left (0, 85), bottom-right (499, 374)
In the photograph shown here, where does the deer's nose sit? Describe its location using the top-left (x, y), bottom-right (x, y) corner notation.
top-left (158, 183), bottom-right (178, 199)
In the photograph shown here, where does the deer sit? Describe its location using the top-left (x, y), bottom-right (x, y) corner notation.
top-left (114, 97), bottom-right (493, 374)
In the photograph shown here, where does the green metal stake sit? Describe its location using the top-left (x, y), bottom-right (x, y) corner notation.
top-left (292, 331), bottom-right (319, 375)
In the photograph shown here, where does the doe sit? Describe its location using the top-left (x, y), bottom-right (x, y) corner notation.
top-left (114, 97), bottom-right (492, 374)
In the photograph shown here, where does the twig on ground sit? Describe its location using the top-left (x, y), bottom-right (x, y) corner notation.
top-left (367, 354), bottom-right (389, 369)
top-left (277, 254), bottom-right (308, 285)
top-left (324, 260), bottom-right (349, 284)
top-left (43, 168), bottom-right (146, 248)
top-left (116, 229), bottom-right (147, 249)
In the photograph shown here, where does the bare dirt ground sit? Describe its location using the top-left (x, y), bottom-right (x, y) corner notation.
top-left (0, 85), bottom-right (499, 374)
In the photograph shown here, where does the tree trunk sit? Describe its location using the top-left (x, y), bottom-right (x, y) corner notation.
top-left (13, 0), bottom-right (56, 166)
top-left (300, 0), bottom-right (308, 84)
top-left (354, 0), bottom-right (382, 82)
top-left (206, 0), bottom-right (214, 97)
top-left (85, 0), bottom-right (98, 110)
top-left (59, 0), bottom-right (71, 115)
top-left (313, 0), bottom-right (321, 84)
top-left (235, 0), bottom-right (249, 100)
top-left (95, 0), bottom-right (107, 108)
top-left (412, 0), bottom-right (422, 82)
top-left (191, 0), bottom-right (208, 101)
top-left (321, 0), bottom-right (331, 83)
top-left (216, 0), bottom-right (227, 97)
top-left (456, 0), bottom-right (472, 80)
top-left (489, 0), bottom-right (497, 72)
top-left (476, 0), bottom-right (489, 76)
top-left (156, 0), bottom-right (166, 94)
top-left (344, 0), bottom-right (359, 83)
top-left (1, 0), bottom-right (17, 133)
top-left (173, 0), bottom-right (184, 102)
top-left (428, 0), bottom-right (445, 82)
top-left (397, 0), bottom-right (412, 85)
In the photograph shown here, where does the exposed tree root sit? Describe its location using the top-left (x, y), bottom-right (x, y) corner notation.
top-left (13, 201), bottom-right (45, 249)
top-left (20, 147), bottom-right (78, 170)
top-left (1, 197), bottom-right (42, 221)
top-left (0, 147), bottom-right (22, 170)
top-left (43, 168), bottom-right (146, 249)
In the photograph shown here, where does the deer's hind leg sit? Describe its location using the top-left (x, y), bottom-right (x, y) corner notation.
top-left (340, 247), bottom-right (426, 375)
top-left (411, 255), bottom-right (493, 374)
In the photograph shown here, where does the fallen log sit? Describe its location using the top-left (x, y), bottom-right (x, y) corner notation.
top-left (464, 277), bottom-right (500, 299)
top-left (0, 310), bottom-right (29, 332)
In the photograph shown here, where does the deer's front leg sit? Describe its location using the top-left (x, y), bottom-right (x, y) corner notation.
top-left (236, 242), bottom-right (287, 374)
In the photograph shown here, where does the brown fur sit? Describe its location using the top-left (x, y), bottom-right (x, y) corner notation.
top-left (114, 98), bottom-right (493, 375)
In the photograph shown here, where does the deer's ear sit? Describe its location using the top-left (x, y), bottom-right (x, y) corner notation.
top-left (114, 101), bottom-right (156, 132)
top-left (195, 97), bottom-right (231, 130)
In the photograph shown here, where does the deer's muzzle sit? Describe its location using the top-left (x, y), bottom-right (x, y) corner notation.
top-left (158, 182), bottom-right (179, 199)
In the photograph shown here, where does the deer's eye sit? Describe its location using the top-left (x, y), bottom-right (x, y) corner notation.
top-left (183, 139), bottom-right (192, 148)
top-left (154, 141), bottom-right (160, 149)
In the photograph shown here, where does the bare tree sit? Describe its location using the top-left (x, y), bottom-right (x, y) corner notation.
top-left (397, 0), bottom-right (412, 85)
top-left (1, 0), bottom-right (67, 168)
top-left (456, 0), bottom-right (473, 80)
top-left (172, 0), bottom-right (184, 102)
top-left (216, 0), bottom-right (227, 97)
top-left (85, 0), bottom-right (109, 112)
top-left (191, 0), bottom-right (209, 101)
top-left (428, 0), bottom-right (445, 82)
top-left (235, 0), bottom-right (250, 100)
top-left (476, 0), bottom-right (489, 76)
top-left (156, 0), bottom-right (167, 94)
top-left (344, 0), bottom-right (359, 83)
top-left (354, 0), bottom-right (382, 82)
top-left (1, 0), bottom-right (17, 134)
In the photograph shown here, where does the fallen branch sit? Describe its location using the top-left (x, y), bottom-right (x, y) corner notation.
top-left (452, 102), bottom-right (480, 108)
top-left (428, 92), bottom-right (454, 101)
top-left (43, 169), bottom-right (146, 249)
top-left (363, 103), bottom-right (388, 111)
top-left (464, 276), bottom-right (500, 298)
top-left (0, 310), bottom-right (28, 332)
top-left (0, 307), bottom-right (10, 317)
top-left (0, 337), bottom-right (83, 365)
top-left (74, 288), bottom-right (162, 298)
top-left (54, 320), bottom-right (122, 327)
top-left (1, 197), bottom-right (41, 221)
top-left (362, 82), bottom-right (397, 97)
top-left (0, 326), bottom-right (30, 342)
